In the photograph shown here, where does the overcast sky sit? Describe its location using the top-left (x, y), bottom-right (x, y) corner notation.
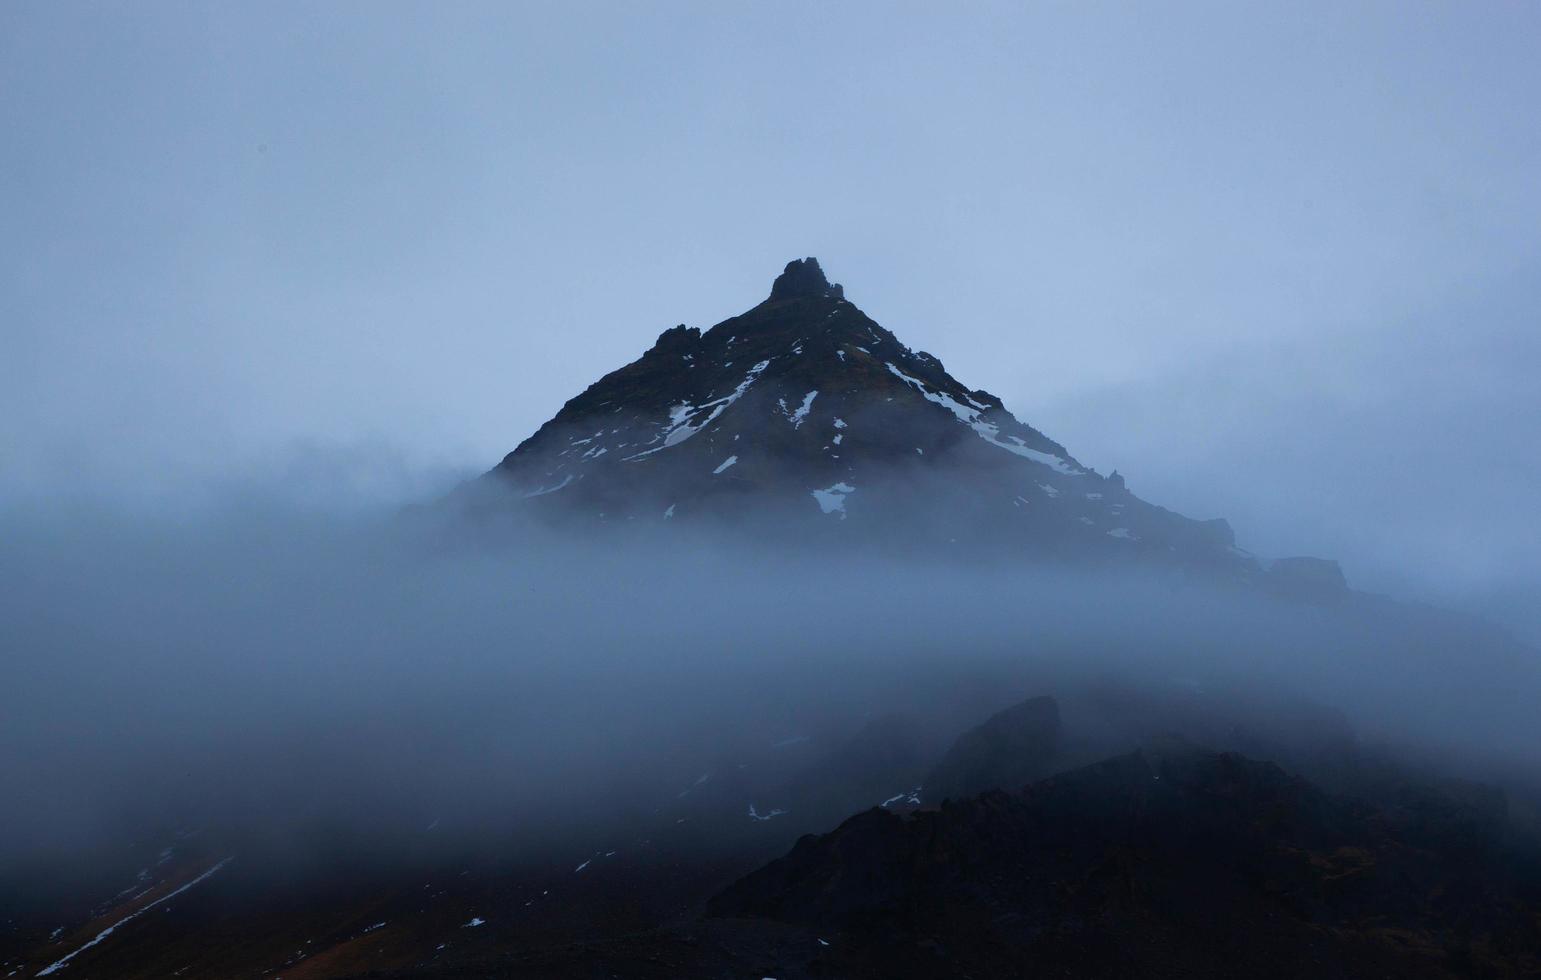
top-left (2, 3), bottom-right (1537, 634)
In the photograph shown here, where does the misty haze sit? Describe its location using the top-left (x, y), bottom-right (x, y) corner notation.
top-left (3, 5), bottom-right (1540, 979)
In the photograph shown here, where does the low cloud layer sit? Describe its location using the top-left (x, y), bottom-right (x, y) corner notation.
top-left (1036, 277), bottom-right (1541, 644)
top-left (4, 467), bottom-right (1538, 888)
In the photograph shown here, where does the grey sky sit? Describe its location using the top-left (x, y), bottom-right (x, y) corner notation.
top-left (2, 4), bottom-right (1537, 631)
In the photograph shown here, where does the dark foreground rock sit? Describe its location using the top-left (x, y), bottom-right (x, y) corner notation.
top-left (705, 741), bottom-right (1541, 978)
top-left (11, 696), bottom-right (1540, 979)
top-left (356, 741), bottom-right (1541, 979)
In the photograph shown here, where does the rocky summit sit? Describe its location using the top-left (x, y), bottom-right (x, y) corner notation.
top-left (475, 257), bottom-right (1258, 575)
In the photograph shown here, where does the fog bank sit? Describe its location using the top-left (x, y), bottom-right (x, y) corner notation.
top-left (4, 471), bottom-right (1538, 884)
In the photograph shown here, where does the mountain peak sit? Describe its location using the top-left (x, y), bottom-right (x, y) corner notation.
top-left (769, 257), bottom-right (843, 302)
top-left (474, 258), bottom-right (1264, 581)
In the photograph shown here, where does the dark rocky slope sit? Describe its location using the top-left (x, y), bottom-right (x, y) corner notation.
top-left (706, 741), bottom-right (1541, 979)
top-left (307, 691), bottom-right (1541, 979)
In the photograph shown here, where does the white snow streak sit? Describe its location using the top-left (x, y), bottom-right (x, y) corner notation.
top-left (885, 363), bottom-right (1081, 474)
top-left (37, 858), bottom-right (233, 977)
top-left (626, 360), bottom-right (771, 460)
top-left (523, 474), bottom-right (575, 497)
top-left (789, 390), bottom-right (818, 427)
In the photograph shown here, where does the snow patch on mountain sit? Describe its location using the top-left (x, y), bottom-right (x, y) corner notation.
top-left (37, 858), bottom-right (234, 977)
top-left (789, 390), bottom-right (818, 428)
top-left (626, 360), bottom-right (771, 460)
top-left (811, 483), bottom-right (855, 517)
top-left (885, 363), bottom-right (1081, 475)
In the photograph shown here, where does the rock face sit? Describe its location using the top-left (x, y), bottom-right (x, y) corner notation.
top-left (924, 694), bottom-right (1062, 802)
top-left (709, 741), bottom-right (1541, 979)
top-left (767, 256), bottom-right (844, 302)
top-left (472, 258), bottom-right (1263, 574)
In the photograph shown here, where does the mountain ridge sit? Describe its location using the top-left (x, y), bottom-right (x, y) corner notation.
top-left (469, 258), bottom-right (1317, 582)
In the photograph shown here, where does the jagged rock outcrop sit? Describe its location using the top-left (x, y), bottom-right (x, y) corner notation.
top-left (768, 256), bottom-right (843, 302)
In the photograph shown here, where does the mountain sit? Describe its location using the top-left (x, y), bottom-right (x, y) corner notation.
top-left (473, 258), bottom-right (1265, 576)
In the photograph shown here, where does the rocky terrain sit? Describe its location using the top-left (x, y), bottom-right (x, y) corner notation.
top-left (7, 681), bottom-right (1539, 979)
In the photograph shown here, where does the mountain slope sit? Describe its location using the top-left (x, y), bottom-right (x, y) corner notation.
top-left (476, 258), bottom-right (1254, 572)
